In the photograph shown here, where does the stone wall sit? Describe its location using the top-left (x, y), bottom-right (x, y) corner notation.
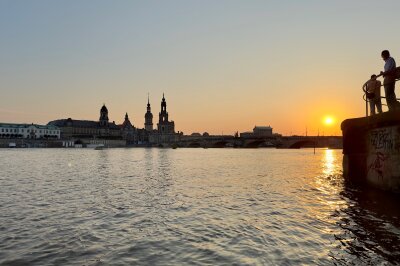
top-left (342, 110), bottom-right (400, 191)
top-left (0, 139), bottom-right (64, 148)
top-left (367, 126), bottom-right (400, 190)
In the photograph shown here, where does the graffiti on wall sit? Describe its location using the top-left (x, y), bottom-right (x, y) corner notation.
top-left (370, 129), bottom-right (393, 151)
top-left (368, 128), bottom-right (393, 180)
top-left (368, 152), bottom-right (389, 180)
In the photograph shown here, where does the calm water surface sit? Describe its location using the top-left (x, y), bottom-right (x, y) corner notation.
top-left (1, 148), bottom-right (400, 265)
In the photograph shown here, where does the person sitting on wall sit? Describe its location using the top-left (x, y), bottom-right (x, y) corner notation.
top-left (366, 74), bottom-right (382, 115)
top-left (380, 50), bottom-right (400, 110)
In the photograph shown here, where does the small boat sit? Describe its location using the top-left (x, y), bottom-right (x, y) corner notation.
top-left (86, 143), bottom-right (105, 149)
top-left (94, 144), bottom-right (105, 150)
top-left (8, 142), bottom-right (16, 148)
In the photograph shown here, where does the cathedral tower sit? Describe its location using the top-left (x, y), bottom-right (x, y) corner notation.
top-left (157, 93), bottom-right (175, 134)
top-left (144, 95), bottom-right (153, 131)
top-left (159, 93), bottom-right (169, 123)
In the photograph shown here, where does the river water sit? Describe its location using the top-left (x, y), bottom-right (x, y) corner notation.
top-left (0, 148), bottom-right (400, 265)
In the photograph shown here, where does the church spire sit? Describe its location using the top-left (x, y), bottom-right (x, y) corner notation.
top-left (147, 93), bottom-right (151, 111)
top-left (145, 95), bottom-right (153, 131)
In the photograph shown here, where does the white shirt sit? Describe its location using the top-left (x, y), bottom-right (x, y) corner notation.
top-left (384, 57), bottom-right (396, 72)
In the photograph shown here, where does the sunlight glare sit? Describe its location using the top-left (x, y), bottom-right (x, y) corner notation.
top-left (324, 116), bottom-right (334, 126)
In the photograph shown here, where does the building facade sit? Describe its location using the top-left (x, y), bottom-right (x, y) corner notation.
top-left (240, 126), bottom-right (273, 138)
top-left (253, 126), bottom-right (273, 137)
top-left (48, 104), bottom-right (123, 140)
top-left (120, 112), bottom-right (137, 143)
top-left (0, 123), bottom-right (60, 139)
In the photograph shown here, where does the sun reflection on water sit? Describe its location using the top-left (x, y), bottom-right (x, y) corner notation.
top-left (313, 149), bottom-right (347, 221)
top-left (323, 149), bottom-right (335, 176)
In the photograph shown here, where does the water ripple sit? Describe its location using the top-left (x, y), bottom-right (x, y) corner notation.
top-left (0, 148), bottom-right (399, 265)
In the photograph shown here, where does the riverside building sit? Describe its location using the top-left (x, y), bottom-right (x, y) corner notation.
top-left (47, 95), bottom-right (181, 146)
top-left (48, 104), bottom-right (123, 140)
top-left (47, 104), bottom-right (128, 147)
top-left (0, 123), bottom-right (60, 139)
top-left (240, 126), bottom-right (273, 138)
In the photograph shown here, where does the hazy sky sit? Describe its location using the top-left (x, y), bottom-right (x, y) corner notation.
top-left (1, 0), bottom-right (399, 135)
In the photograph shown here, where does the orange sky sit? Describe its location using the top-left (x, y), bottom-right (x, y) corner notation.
top-left (1, 1), bottom-right (398, 136)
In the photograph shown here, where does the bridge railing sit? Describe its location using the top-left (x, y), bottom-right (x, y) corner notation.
top-left (362, 67), bottom-right (400, 117)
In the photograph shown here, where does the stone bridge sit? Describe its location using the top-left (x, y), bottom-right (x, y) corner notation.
top-left (178, 136), bottom-right (342, 149)
top-left (276, 136), bottom-right (337, 148)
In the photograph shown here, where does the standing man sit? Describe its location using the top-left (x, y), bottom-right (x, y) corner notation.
top-left (366, 74), bottom-right (382, 115)
top-left (380, 50), bottom-right (399, 110)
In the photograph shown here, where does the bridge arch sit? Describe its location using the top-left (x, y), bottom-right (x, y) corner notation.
top-left (188, 142), bottom-right (202, 148)
top-left (245, 140), bottom-right (266, 148)
top-left (289, 140), bottom-right (316, 149)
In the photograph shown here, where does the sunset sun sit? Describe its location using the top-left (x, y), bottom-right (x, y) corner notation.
top-left (324, 116), bottom-right (334, 126)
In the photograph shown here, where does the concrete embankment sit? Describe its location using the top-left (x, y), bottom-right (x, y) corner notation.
top-left (0, 139), bottom-right (64, 148)
top-left (0, 138), bottom-right (126, 148)
top-left (341, 111), bottom-right (400, 192)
